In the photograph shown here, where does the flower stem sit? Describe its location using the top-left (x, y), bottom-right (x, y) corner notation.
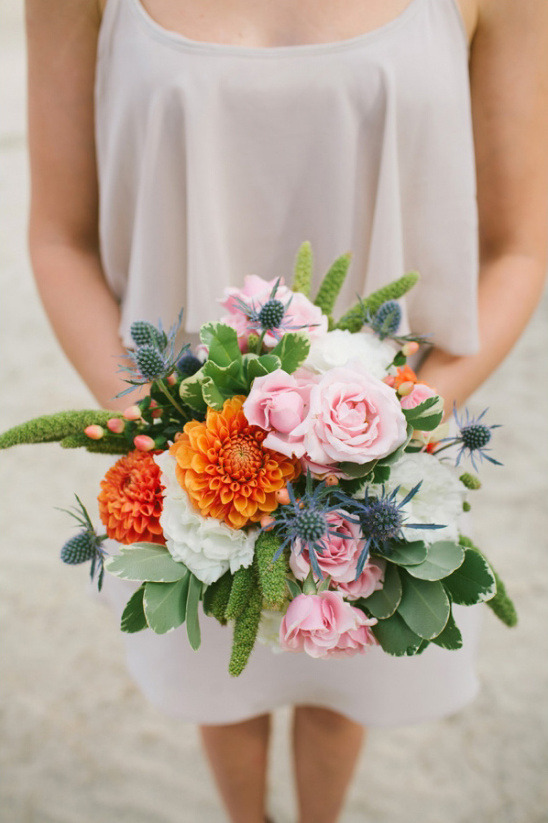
top-left (156, 378), bottom-right (188, 418)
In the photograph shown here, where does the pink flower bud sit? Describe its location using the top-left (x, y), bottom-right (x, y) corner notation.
top-left (275, 488), bottom-right (290, 505)
top-left (123, 405), bottom-right (142, 421)
top-left (134, 434), bottom-right (156, 452)
top-left (402, 341), bottom-right (420, 357)
top-left (107, 417), bottom-right (125, 434)
top-left (84, 425), bottom-right (104, 440)
top-left (166, 373), bottom-right (177, 386)
top-left (149, 400), bottom-right (162, 419)
top-left (397, 381), bottom-right (414, 397)
top-left (260, 515), bottom-right (276, 531)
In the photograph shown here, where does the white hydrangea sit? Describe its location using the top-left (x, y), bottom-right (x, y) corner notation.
top-left (304, 329), bottom-right (396, 379)
top-left (384, 452), bottom-right (466, 544)
top-left (154, 451), bottom-right (257, 585)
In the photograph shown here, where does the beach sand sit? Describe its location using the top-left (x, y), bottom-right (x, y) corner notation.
top-left (1, 2), bottom-right (547, 820)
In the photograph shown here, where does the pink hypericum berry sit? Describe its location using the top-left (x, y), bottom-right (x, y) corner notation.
top-left (123, 405), bottom-right (142, 421)
top-left (402, 341), bottom-right (420, 357)
top-left (397, 381), bottom-right (415, 397)
top-left (84, 425), bottom-right (104, 440)
top-left (260, 515), bottom-right (276, 531)
top-left (275, 488), bottom-right (291, 505)
top-left (166, 373), bottom-right (177, 386)
top-left (107, 417), bottom-right (125, 434)
top-left (149, 400), bottom-right (162, 419)
top-left (324, 474), bottom-right (339, 486)
top-left (134, 434), bottom-right (156, 452)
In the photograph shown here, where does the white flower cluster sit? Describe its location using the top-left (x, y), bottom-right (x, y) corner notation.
top-left (154, 451), bottom-right (257, 585)
top-left (304, 329), bottom-right (396, 379)
top-left (385, 452), bottom-right (466, 544)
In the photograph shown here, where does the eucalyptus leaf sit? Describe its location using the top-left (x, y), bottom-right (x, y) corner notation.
top-left (431, 611), bottom-right (463, 650)
top-left (443, 548), bottom-right (496, 605)
top-left (397, 572), bottom-right (450, 639)
top-left (179, 371), bottom-right (207, 413)
top-left (371, 611), bottom-right (423, 656)
top-left (200, 322), bottom-right (242, 367)
top-left (269, 332), bottom-right (310, 374)
top-left (186, 573), bottom-right (203, 650)
top-left (385, 540), bottom-right (428, 567)
top-left (105, 545), bottom-right (189, 583)
top-left (361, 563), bottom-right (401, 619)
top-left (143, 575), bottom-right (190, 634)
top-left (120, 584), bottom-right (148, 633)
top-left (405, 540), bottom-right (465, 581)
top-left (402, 396), bottom-right (444, 432)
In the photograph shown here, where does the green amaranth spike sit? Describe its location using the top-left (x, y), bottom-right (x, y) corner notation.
top-left (255, 530), bottom-right (287, 610)
top-left (203, 571), bottom-right (233, 626)
top-left (224, 563), bottom-right (255, 622)
top-left (60, 434), bottom-right (129, 455)
top-left (291, 241), bottom-right (313, 297)
top-left (228, 566), bottom-right (263, 677)
top-left (0, 410), bottom-right (124, 450)
top-left (336, 272), bottom-right (420, 332)
top-left (458, 535), bottom-right (518, 627)
top-left (459, 472), bottom-right (482, 490)
top-left (313, 252), bottom-right (352, 317)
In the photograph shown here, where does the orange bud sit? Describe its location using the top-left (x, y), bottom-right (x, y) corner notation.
top-left (107, 417), bottom-right (125, 434)
top-left (134, 434), bottom-right (156, 452)
top-left (275, 488), bottom-right (291, 505)
top-left (84, 424), bottom-right (104, 440)
top-left (260, 515), bottom-right (276, 531)
top-left (402, 341), bottom-right (420, 357)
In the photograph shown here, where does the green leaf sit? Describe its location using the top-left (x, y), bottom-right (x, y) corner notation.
top-left (202, 359), bottom-right (245, 392)
top-left (371, 611), bottom-right (423, 656)
top-left (313, 252), bottom-right (352, 315)
top-left (361, 562), bottom-right (402, 619)
top-left (292, 241), bottom-right (313, 296)
top-left (201, 376), bottom-right (226, 410)
top-left (186, 573), bottom-right (203, 650)
top-left (120, 584), bottom-right (148, 633)
top-left (179, 370), bottom-right (208, 413)
top-left (105, 544), bottom-right (189, 583)
top-left (372, 464), bottom-right (391, 485)
top-left (244, 353), bottom-right (282, 384)
top-left (405, 540), bottom-right (465, 581)
top-left (337, 459), bottom-right (378, 479)
top-left (443, 548), bottom-right (496, 605)
top-left (200, 322), bottom-right (242, 367)
top-left (286, 577), bottom-right (302, 599)
top-left (269, 332), bottom-right (310, 374)
top-left (397, 572), bottom-right (450, 640)
top-left (431, 610), bottom-right (463, 650)
top-left (143, 575), bottom-right (190, 634)
top-left (402, 396), bottom-right (444, 432)
top-left (386, 540), bottom-right (428, 566)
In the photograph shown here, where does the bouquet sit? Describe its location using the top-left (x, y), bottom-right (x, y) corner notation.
top-left (0, 243), bottom-right (517, 676)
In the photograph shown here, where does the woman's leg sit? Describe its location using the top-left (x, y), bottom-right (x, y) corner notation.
top-left (199, 713), bottom-right (271, 823)
top-left (292, 705), bottom-right (366, 823)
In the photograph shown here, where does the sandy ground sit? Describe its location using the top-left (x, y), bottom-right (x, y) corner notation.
top-left (1, 2), bottom-right (547, 822)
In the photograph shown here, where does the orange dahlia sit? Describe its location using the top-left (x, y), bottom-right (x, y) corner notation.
top-left (98, 450), bottom-right (165, 544)
top-left (170, 396), bottom-right (300, 529)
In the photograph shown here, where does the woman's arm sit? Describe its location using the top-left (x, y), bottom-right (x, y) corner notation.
top-left (418, 0), bottom-right (548, 408)
top-left (26, 0), bottom-right (132, 410)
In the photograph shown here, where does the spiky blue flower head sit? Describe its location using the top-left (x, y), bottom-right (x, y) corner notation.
top-left (177, 351), bottom-right (203, 378)
top-left (230, 279), bottom-right (313, 343)
top-left (269, 473), bottom-right (357, 581)
top-left (341, 484), bottom-right (444, 575)
top-left (58, 496), bottom-right (108, 590)
top-left (370, 301), bottom-right (402, 339)
top-left (118, 310), bottom-right (189, 396)
top-left (451, 407), bottom-right (502, 471)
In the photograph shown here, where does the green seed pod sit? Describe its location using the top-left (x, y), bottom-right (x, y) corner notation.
top-left (459, 472), bottom-right (482, 490)
top-left (225, 564), bottom-right (255, 622)
top-left (255, 531), bottom-right (287, 610)
top-left (292, 241), bottom-right (313, 297)
top-left (313, 252), bottom-right (352, 317)
top-left (228, 570), bottom-right (263, 677)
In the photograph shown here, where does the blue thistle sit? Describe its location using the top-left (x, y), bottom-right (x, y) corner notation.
top-left (177, 352), bottom-right (203, 378)
top-left (370, 301), bottom-right (402, 339)
top-left (231, 279), bottom-right (315, 344)
top-left (58, 496), bottom-right (108, 590)
top-left (269, 473), bottom-right (358, 581)
top-left (118, 310), bottom-right (189, 397)
top-left (436, 407), bottom-right (502, 471)
top-left (258, 299), bottom-right (286, 330)
top-left (343, 484), bottom-right (444, 576)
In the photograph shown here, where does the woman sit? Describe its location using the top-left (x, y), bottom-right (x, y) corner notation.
top-left (25, 1), bottom-right (548, 821)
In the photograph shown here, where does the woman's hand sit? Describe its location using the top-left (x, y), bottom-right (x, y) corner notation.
top-left (418, 0), bottom-right (548, 408)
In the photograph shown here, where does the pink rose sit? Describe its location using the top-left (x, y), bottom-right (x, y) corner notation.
top-left (336, 558), bottom-right (386, 601)
top-left (279, 591), bottom-right (377, 659)
top-left (220, 275), bottom-right (327, 348)
top-left (243, 369), bottom-right (316, 458)
top-left (400, 383), bottom-right (438, 410)
top-left (289, 509), bottom-right (367, 583)
top-left (291, 361), bottom-right (408, 471)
